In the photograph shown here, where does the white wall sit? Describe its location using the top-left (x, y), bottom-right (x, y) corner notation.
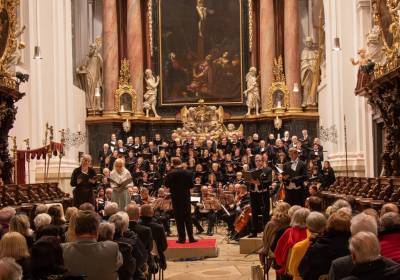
top-left (10, 0), bottom-right (87, 193)
top-left (320, 0), bottom-right (374, 176)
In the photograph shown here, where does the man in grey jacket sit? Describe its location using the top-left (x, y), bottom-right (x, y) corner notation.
top-left (62, 210), bottom-right (122, 280)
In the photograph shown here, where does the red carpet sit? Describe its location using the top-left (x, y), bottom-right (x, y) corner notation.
top-left (167, 238), bottom-right (216, 249)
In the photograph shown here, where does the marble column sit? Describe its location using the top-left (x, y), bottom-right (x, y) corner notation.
top-left (103, 0), bottom-right (119, 113)
top-left (259, 0), bottom-right (275, 112)
top-left (284, 0), bottom-right (301, 110)
top-left (127, 0), bottom-right (144, 115)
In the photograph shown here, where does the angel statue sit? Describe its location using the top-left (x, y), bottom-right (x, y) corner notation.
top-left (143, 69), bottom-right (160, 118)
top-left (76, 42), bottom-right (103, 110)
top-left (243, 67), bottom-right (260, 116)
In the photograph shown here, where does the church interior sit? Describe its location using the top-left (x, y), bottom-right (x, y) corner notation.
top-left (0, 0), bottom-right (400, 279)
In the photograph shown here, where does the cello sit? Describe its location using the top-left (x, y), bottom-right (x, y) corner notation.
top-left (234, 204), bottom-right (252, 233)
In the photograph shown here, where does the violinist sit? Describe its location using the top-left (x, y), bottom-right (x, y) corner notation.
top-left (153, 187), bottom-right (172, 236)
top-left (139, 187), bottom-right (154, 205)
top-left (192, 186), bottom-right (218, 236)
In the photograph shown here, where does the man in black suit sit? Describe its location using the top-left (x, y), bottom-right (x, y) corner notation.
top-left (283, 147), bottom-right (308, 206)
top-left (140, 204), bottom-right (168, 270)
top-left (248, 154), bottom-right (272, 237)
top-left (126, 203), bottom-right (153, 255)
top-left (164, 157), bottom-right (197, 243)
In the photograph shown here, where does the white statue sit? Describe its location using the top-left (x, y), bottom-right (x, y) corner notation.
top-left (3, 25), bottom-right (26, 77)
top-left (301, 36), bottom-right (319, 107)
top-left (243, 67), bottom-right (260, 116)
top-left (143, 69), bottom-right (160, 118)
top-left (76, 43), bottom-right (103, 110)
top-left (366, 19), bottom-right (386, 65)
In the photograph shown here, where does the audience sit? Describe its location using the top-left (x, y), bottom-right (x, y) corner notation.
top-left (287, 211), bottom-right (327, 280)
top-left (61, 210), bottom-right (122, 280)
top-left (274, 207), bottom-right (310, 276)
top-left (343, 232), bottom-right (400, 280)
top-left (328, 212), bottom-right (379, 280)
top-left (9, 214), bottom-right (34, 248)
top-left (0, 232), bottom-right (31, 279)
top-left (379, 212), bottom-right (400, 263)
top-left (299, 211), bottom-right (351, 280)
top-left (0, 257), bottom-right (23, 280)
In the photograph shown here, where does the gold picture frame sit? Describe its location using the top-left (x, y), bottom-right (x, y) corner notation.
top-left (114, 59), bottom-right (136, 114)
top-left (157, 0), bottom-right (244, 106)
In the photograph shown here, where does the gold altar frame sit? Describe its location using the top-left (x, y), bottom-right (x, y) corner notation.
top-left (267, 82), bottom-right (289, 112)
top-left (157, 0), bottom-right (245, 106)
top-left (114, 59), bottom-right (136, 114)
top-left (0, 0), bottom-right (19, 76)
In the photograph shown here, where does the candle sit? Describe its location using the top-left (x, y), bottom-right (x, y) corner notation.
top-left (77, 124), bottom-right (81, 131)
top-left (121, 105), bottom-right (125, 112)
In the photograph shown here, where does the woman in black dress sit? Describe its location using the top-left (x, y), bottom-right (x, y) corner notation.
top-left (70, 154), bottom-right (97, 207)
top-left (319, 161), bottom-right (336, 190)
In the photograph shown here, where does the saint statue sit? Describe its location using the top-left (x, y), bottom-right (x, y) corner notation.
top-left (366, 15), bottom-right (386, 65)
top-left (143, 69), bottom-right (160, 118)
top-left (3, 25), bottom-right (26, 77)
top-left (243, 67), bottom-right (260, 116)
top-left (76, 43), bottom-right (103, 110)
top-left (301, 37), bottom-right (319, 107)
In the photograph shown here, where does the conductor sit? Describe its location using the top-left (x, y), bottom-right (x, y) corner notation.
top-left (164, 157), bottom-right (197, 243)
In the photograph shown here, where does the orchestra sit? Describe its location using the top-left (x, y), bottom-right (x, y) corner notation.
top-left (83, 129), bottom-right (327, 241)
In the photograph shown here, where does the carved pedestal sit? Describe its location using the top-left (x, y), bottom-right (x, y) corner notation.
top-left (0, 78), bottom-right (24, 183)
top-left (364, 69), bottom-right (400, 176)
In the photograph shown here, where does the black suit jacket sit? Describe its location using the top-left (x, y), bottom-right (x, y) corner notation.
top-left (140, 216), bottom-right (168, 269)
top-left (164, 168), bottom-right (193, 206)
top-left (128, 220), bottom-right (153, 254)
top-left (283, 159), bottom-right (308, 187)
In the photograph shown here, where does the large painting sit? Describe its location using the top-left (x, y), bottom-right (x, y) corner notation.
top-left (158, 0), bottom-right (244, 105)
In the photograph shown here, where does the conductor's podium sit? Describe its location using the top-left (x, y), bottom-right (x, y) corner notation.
top-left (239, 236), bottom-right (263, 254)
top-left (165, 238), bottom-right (219, 261)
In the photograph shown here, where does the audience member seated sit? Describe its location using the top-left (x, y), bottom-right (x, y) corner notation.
top-left (9, 214), bottom-right (34, 249)
top-left (342, 232), bottom-right (400, 280)
top-left (299, 211), bottom-right (351, 280)
top-left (274, 207), bottom-right (310, 276)
top-left (305, 196), bottom-right (323, 212)
top-left (34, 204), bottom-right (48, 217)
top-left (380, 203), bottom-right (399, 217)
top-left (65, 210), bottom-right (78, 243)
top-left (287, 211), bottom-right (327, 280)
top-left (379, 212), bottom-right (400, 263)
top-left (30, 236), bottom-right (74, 279)
top-left (33, 213), bottom-right (52, 232)
top-left (64, 207), bottom-right (79, 227)
top-left (0, 232), bottom-right (31, 279)
top-left (126, 203), bottom-right (154, 261)
top-left (61, 210), bottom-right (122, 280)
top-left (103, 202), bottom-right (119, 221)
top-left (259, 202), bottom-right (290, 269)
top-left (78, 202), bottom-right (96, 212)
top-left (98, 221), bottom-right (137, 280)
top-left (328, 212), bottom-right (379, 280)
top-left (0, 207), bottom-right (16, 238)
top-left (140, 204), bottom-right (168, 270)
top-left (0, 257), bottom-right (23, 280)
top-left (109, 212), bottom-right (147, 279)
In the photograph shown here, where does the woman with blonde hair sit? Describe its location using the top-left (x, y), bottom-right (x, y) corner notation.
top-left (65, 210), bottom-right (78, 242)
top-left (9, 214), bottom-right (34, 248)
top-left (0, 232), bottom-right (31, 278)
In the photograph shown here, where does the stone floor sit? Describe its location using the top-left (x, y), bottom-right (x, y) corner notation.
top-left (164, 228), bottom-right (276, 280)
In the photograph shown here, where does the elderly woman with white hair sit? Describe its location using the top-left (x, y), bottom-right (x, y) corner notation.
top-left (274, 207), bottom-right (310, 276)
top-left (110, 158), bottom-right (133, 211)
top-left (343, 232), bottom-right (400, 280)
top-left (70, 154), bottom-right (97, 207)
